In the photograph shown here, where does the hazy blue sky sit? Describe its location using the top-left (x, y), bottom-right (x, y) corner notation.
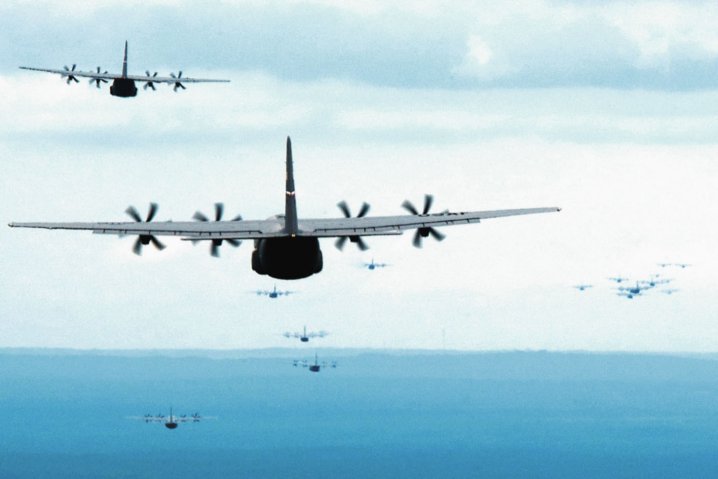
top-left (1, 0), bottom-right (717, 351)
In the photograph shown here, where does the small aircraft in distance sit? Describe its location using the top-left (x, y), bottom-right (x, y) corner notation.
top-left (574, 284), bottom-right (593, 291)
top-left (617, 290), bottom-right (643, 299)
top-left (363, 259), bottom-right (389, 270)
top-left (616, 282), bottom-right (651, 299)
top-left (132, 408), bottom-right (205, 429)
top-left (8, 137), bottom-right (560, 280)
top-left (19, 41), bottom-right (229, 98)
top-left (608, 277), bottom-right (629, 284)
top-left (658, 263), bottom-right (691, 269)
top-left (284, 326), bottom-right (328, 343)
top-left (293, 353), bottom-right (337, 373)
top-left (638, 277), bottom-right (672, 288)
top-left (255, 284), bottom-right (295, 298)
top-left (660, 288), bottom-right (680, 295)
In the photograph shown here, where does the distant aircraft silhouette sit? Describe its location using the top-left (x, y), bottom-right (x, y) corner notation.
top-left (255, 284), bottom-right (295, 299)
top-left (660, 288), bottom-right (680, 295)
top-left (20, 41), bottom-right (229, 97)
top-left (658, 262), bottom-right (691, 269)
top-left (284, 326), bottom-right (327, 343)
top-left (293, 353), bottom-right (337, 373)
top-left (363, 258), bottom-right (389, 270)
top-left (616, 282), bottom-right (652, 299)
top-left (131, 408), bottom-right (206, 429)
top-left (608, 277), bottom-right (629, 284)
top-left (574, 284), bottom-right (593, 291)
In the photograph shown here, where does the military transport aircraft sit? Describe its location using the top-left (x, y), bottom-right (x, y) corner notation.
top-left (363, 258), bottom-right (389, 270)
top-left (19, 41), bottom-right (229, 97)
top-left (284, 326), bottom-right (328, 343)
top-left (255, 284), bottom-right (295, 299)
top-left (8, 137), bottom-right (560, 280)
top-left (573, 284), bottom-right (593, 291)
top-left (132, 408), bottom-right (205, 430)
top-left (293, 353), bottom-right (337, 373)
top-left (616, 282), bottom-right (652, 299)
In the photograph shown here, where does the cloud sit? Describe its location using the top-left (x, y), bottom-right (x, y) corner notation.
top-left (4, 0), bottom-right (718, 89)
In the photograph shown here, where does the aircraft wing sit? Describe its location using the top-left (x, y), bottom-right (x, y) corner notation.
top-left (8, 218), bottom-right (286, 240)
top-left (9, 207), bottom-right (559, 240)
top-left (20, 66), bottom-right (122, 81)
top-left (124, 73), bottom-right (230, 84)
top-left (296, 207), bottom-right (561, 238)
top-left (19, 66), bottom-right (229, 84)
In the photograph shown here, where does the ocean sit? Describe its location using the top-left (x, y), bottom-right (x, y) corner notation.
top-left (1, 350), bottom-right (717, 478)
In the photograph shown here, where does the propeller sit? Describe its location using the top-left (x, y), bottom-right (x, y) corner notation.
top-left (170, 71), bottom-right (186, 92)
top-left (402, 194), bottom-right (446, 248)
top-left (143, 71), bottom-right (158, 91)
top-left (62, 64), bottom-right (79, 84)
top-left (192, 202), bottom-right (242, 257)
top-left (335, 201), bottom-right (370, 251)
top-left (125, 203), bottom-right (166, 255)
top-left (89, 67), bottom-right (108, 88)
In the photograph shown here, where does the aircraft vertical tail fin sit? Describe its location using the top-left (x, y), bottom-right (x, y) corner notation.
top-left (122, 41), bottom-right (128, 78)
top-left (284, 137), bottom-right (298, 236)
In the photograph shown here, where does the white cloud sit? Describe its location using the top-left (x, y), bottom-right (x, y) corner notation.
top-left (603, 2), bottom-right (718, 69)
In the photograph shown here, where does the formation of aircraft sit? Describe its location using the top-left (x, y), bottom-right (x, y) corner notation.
top-left (615, 275), bottom-right (674, 299)
top-left (255, 284), bottom-right (295, 299)
top-left (615, 282), bottom-right (649, 299)
top-left (293, 353), bottom-right (337, 373)
top-left (19, 41), bottom-right (229, 98)
top-left (8, 137), bottom-right (560, 280)
top-left (132, 408), bottom-right (205, 429)
top-left (284, 326), bottom-right (328, 343)
top-left (575, 267), bottom-right (691, 300)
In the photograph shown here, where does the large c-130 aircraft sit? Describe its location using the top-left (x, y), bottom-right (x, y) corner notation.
top-left (19, 41), bottom-right (229, 97)
top-left (8, 138), bottom-right (560, 280)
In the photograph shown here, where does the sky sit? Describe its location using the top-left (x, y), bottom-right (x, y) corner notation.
top-left (1, 0), bottom-right (717, 351)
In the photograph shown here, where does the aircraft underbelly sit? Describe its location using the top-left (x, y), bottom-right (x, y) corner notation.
top-left (254, 237), bottom-right (322, 280)
top-left (110, 78), bottom-right (138, 97)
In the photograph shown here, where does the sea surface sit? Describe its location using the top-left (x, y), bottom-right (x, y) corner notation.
top-left (1, 349), bottom-right (717, 478)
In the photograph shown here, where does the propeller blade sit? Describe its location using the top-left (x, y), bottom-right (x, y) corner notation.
top-left (336, 200), bottom-right (371, 250)
top-left (193, 211), bottom-right (209, 222)
top-left (226, 239), bottom-right (241, 247)
top-left (232, 214), bottom-right (243, 221)
top-left (402, 200), bottom-right (419, 216)
top-left (210, 240), bottom-right (220, 258)
top-left (214, 202), bottom-right (224, 221)
top-left (422, 194), bottom-right (434, 215)
top-left (125, 206), bottom-right (142, 222)
top-left (145, 203), bottom-right (158, 222)
top-left (337, 201), bottom-right (351, 218)
top-left (149, 236), bottom-right (165, 251)
top-left (357, 202), bottom-right (370, 217)
top-left (412, 230), bottom-right (423, 248)
top-left (132, 237), bottom-right (143, 255)
top-left (428, 227), bottom-right (445, 241)
top-left (355, 236), bottom-right (369, 251)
